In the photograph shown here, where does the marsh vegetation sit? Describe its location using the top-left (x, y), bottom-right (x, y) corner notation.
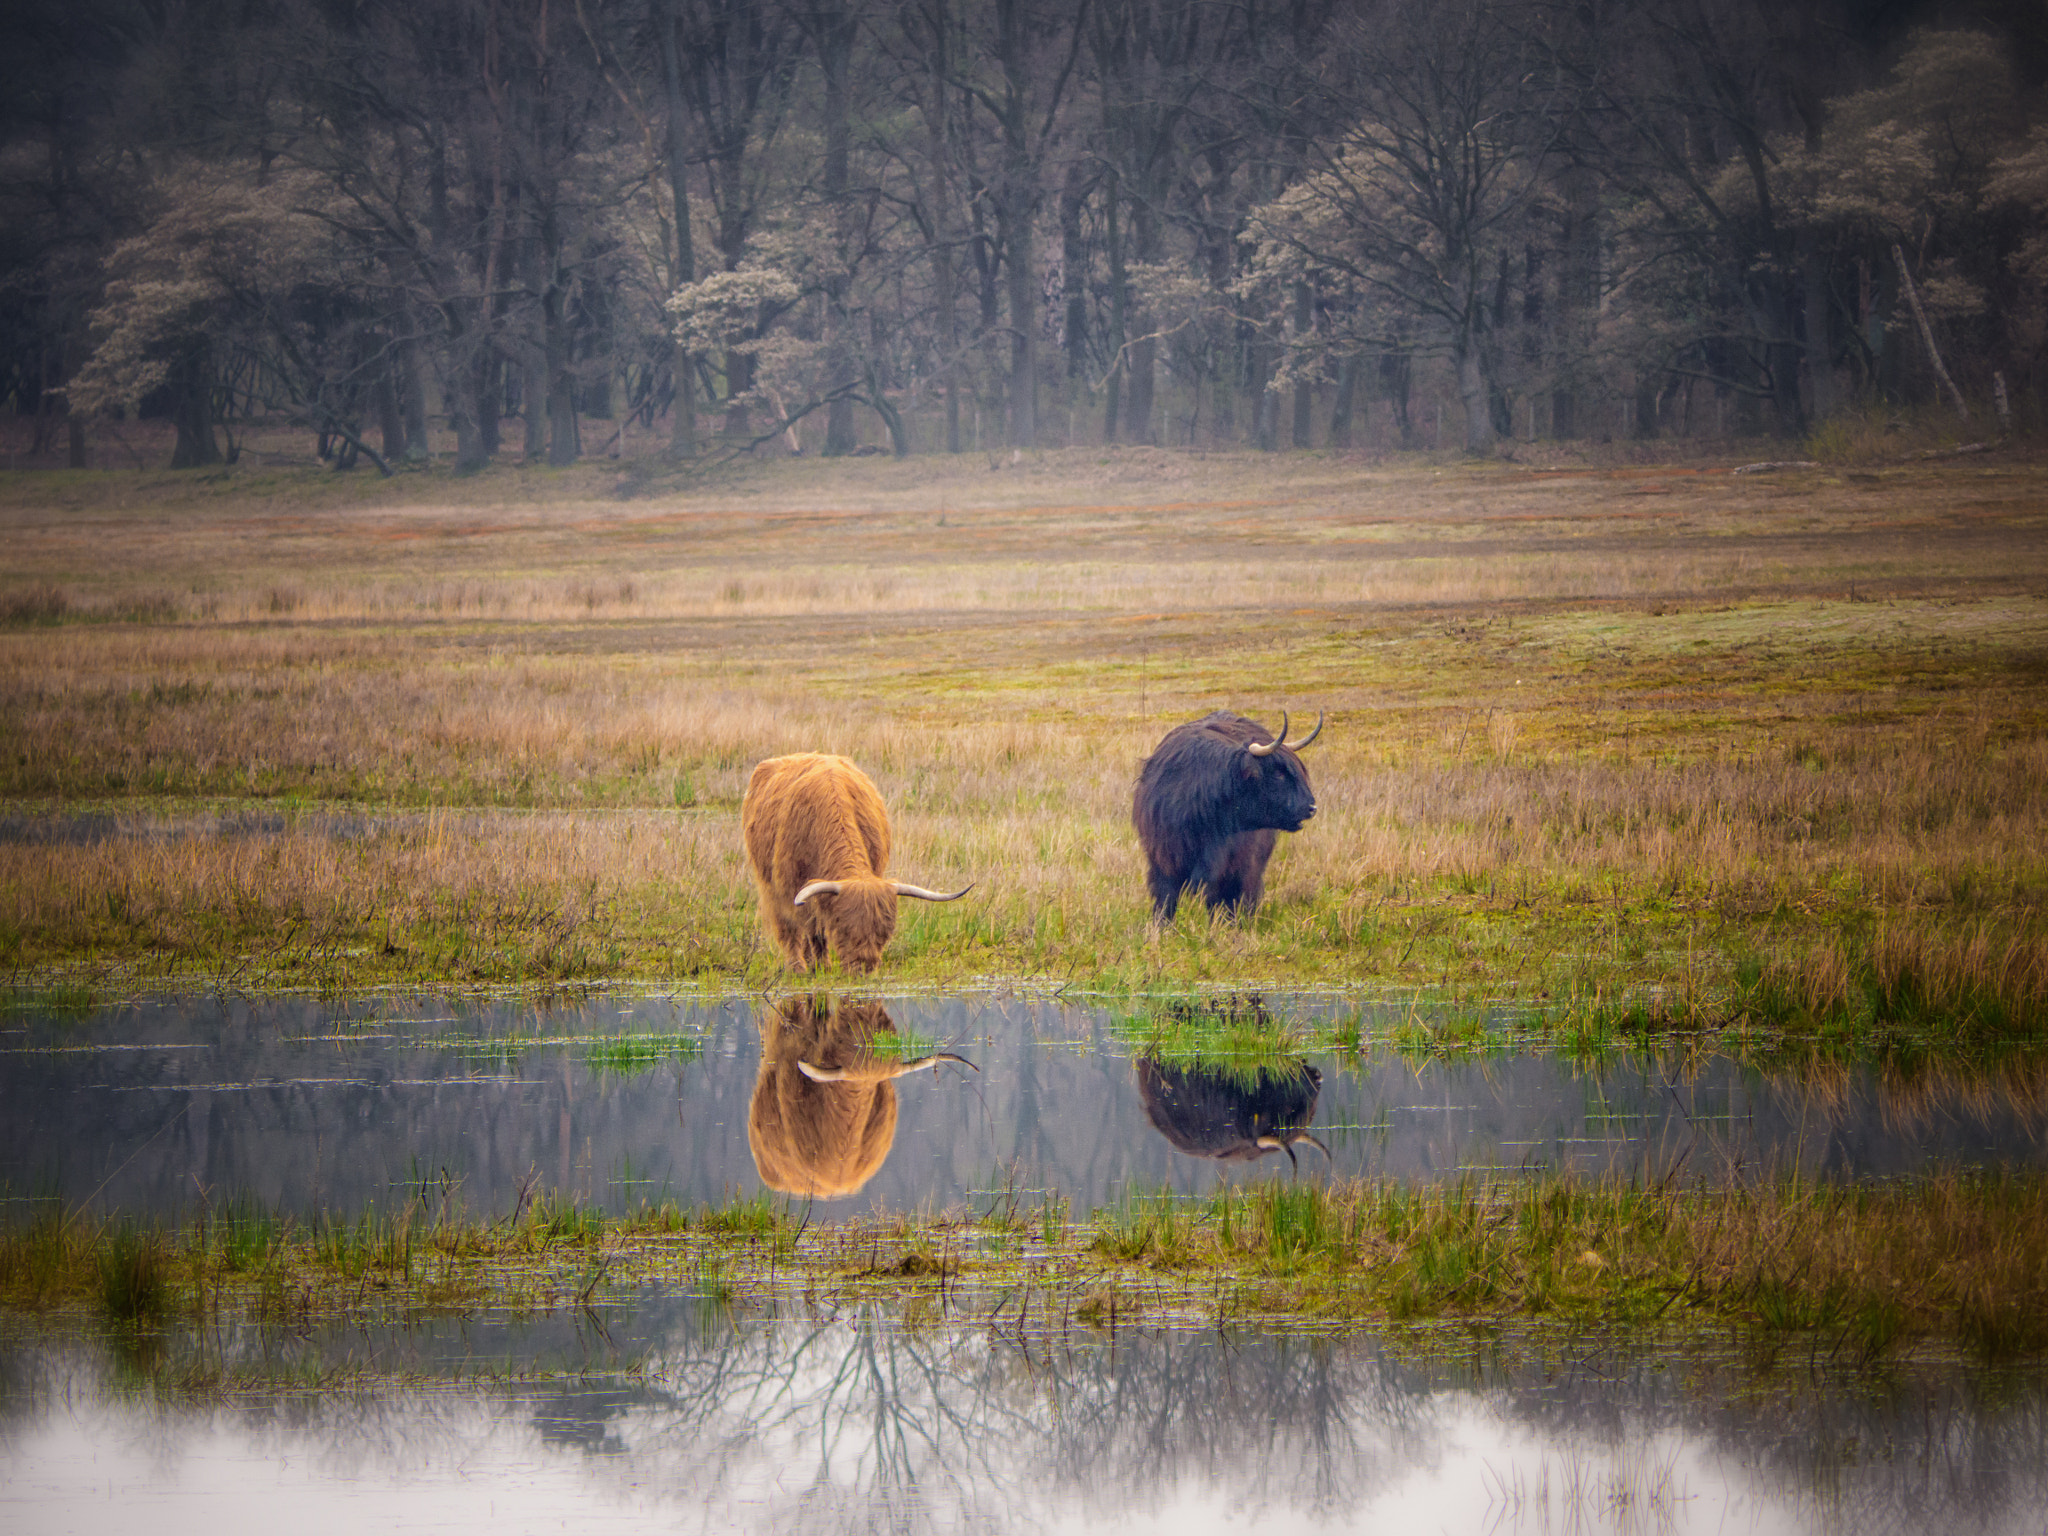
top-left (8, 1167), bottom-right (2048, 1371)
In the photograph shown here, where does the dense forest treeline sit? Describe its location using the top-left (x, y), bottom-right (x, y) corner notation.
top-left (2, 0), bottom-right (2045, 469)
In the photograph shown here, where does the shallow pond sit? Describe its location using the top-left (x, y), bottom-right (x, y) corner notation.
top-left (5, 992), bottom-right (2048, 1221)
top-left (7, 990), bottom-right (2048, 1533)
top-left (7, 1308), bottom-right (2048, 1534)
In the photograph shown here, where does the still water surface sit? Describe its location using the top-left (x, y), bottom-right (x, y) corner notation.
top-left (7, 991), bottom-right (2048, 1533)
top-left (4, 992), bottom-right (2046, 1221)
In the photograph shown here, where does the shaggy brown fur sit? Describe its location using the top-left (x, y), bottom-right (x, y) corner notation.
top-left (741, 751), bottom-right (969, 971)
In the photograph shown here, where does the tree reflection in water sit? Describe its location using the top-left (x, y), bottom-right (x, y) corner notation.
top-left (6, 1314), bottom-right (2048, 1531)
top-left (591, 1310), bottom-right (1432, 1527)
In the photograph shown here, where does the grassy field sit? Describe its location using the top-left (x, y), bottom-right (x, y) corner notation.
top-left (2, 436), bottom-right (2046, 1042)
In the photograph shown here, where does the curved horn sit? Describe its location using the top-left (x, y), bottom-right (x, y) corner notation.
top-left (1256, 1134), bottom-right (1301, 1173)
top-left (1291, 1131), bottom-right (1331, 1161)
top-left (798, 1051), bottom-right (980, 1083)
top-left (1246, 710), bottom-right (1288, 757)
top-left (890, 880), bottom-right (975, 902)
top-left (1283, 711), bottom-right (1324, 751)
top-left (793, 880), bottom-right (845, 906)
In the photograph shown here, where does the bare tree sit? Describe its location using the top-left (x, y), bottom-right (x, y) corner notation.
top-left (1253, 0), bottom-right (1567, 452)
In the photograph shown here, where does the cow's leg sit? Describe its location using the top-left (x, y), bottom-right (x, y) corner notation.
top-left (763, 899), bottom-right (827, 969)
top-left (1205, 831), bottom-right (1276, 918)
top-left (1146, 864), bottom-right (1184, 923)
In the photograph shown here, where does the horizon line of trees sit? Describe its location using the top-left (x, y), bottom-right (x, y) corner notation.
top-left (3, 0), bottom-right (2046, 472)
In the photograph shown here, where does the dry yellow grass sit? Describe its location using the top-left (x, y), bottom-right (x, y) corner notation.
top-left (2, 447), bottom-right (2045, 1006)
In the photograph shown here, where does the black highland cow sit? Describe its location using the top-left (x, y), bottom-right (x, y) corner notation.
top-left (1135, 1055), bottom-right (1329, 1170)
top-left (1131, 709), bottom-right (1322, 920)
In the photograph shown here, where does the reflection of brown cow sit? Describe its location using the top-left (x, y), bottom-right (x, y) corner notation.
top-left (748, 996), bottom-right (976, 1198)
top-left (741, 752), bottom-right (973, 972)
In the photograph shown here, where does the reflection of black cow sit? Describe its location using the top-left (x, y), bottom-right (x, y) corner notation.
top-left (1132, 710), bottom-right (1322, 920)
top-left (748, 996), bottom-right (976, 1198)
top-left (1135, 1056), bottom-right (1329, 1170)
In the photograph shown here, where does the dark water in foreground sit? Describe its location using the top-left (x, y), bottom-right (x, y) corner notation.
top-left (6, 1308), bottom-right (2048, 1534)
top-left (4, 992), bottom-right (2047, 1222)
top-left (6, 991), bottom-right (2048, 1533)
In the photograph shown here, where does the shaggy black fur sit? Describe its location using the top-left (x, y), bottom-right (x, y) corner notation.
top-left (1130, 710), bottom-right (1318, 920)
top-left (1134, 1056), bottom-right (1324, 1162)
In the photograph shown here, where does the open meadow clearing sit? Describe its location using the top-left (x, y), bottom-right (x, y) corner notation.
top-left (2, 441), bottom-right (2045, 1036)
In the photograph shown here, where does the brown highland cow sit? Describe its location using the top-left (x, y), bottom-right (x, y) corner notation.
top-left (740, 752), bottom-right (973, 971)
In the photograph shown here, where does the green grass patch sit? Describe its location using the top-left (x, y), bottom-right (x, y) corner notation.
top-left (584, 1033), bottom-right (706, 1076)
top-left (1111, 993), bottom-right (1307, 1074)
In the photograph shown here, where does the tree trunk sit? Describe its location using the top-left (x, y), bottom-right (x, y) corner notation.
top-left (449, 370), bottom-right (488, 474)
top-left (1632, 377), bottom-right (1659, 439)
top-left (1251, 339), bottom-right (1278, 451)
top-left (656, 0), bottom-right (698, 458)
top-left (545, 281), bottom-right (577, 467)
top-left (375, 358), bottom-right (405, 462)
top-left (1800, 229), bottom-right (1838, 422)
top-left (1290, 282), bottom-right (1314, 449)
top-left (1103, 174), bottom-right (1125, 442)
top-left (523, 355), bottom-right (547, 459)
top-left (476, 351), bottom-right (501, 457)
top-left (1456, 344), bottom-right (1495, 453)
top-left (1327, 353), bottom-right (1361, 448)
top-left (1379, 352), bottom-right (1414, 448)
top-left (1893, 243), bottom-right (1970, 422)
top-left (400, 332), bottom-right (431, 463)
top-left (1124, 203), bottom-right (1157, 444)
top-left (1060, 161), bottom-right (1089, 380)
top-left (167, 342), bottom-right (221, 469)
top-left (1005, 214), bottom-right (1038, 448)
top-left (814, 0), bottom-right (859, 457)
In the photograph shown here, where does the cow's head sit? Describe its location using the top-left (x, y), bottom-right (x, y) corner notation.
top-left (795, 874), bottom-right (973, 973)
top-left (1235, 710), bottom-right (1322, 832)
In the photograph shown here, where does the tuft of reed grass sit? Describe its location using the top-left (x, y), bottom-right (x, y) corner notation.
top-left (1091, 1188), bottom-right (1200, 1268)
top-left (0, 1203), bottom-right (76, 1307)
top-left (95, 1222), bottom-right (172, 1326)
top-left (0, 583), bottom-right (67, 627)
top-left (585, 1033), bottom-right (706, 1075)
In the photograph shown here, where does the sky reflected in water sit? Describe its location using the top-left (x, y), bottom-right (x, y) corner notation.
top-left (6, 1310), bottom-right (2048, 1534)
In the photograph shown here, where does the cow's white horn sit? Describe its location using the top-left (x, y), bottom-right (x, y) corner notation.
top-left (1246, 711), bottom-right (1288, 757)
top-left (890, 880), bottom-right (975, 902)
top-left (794, 879), bottom-right (845, 905)
top-left (798, 1051), bottom-right (979, 1083)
